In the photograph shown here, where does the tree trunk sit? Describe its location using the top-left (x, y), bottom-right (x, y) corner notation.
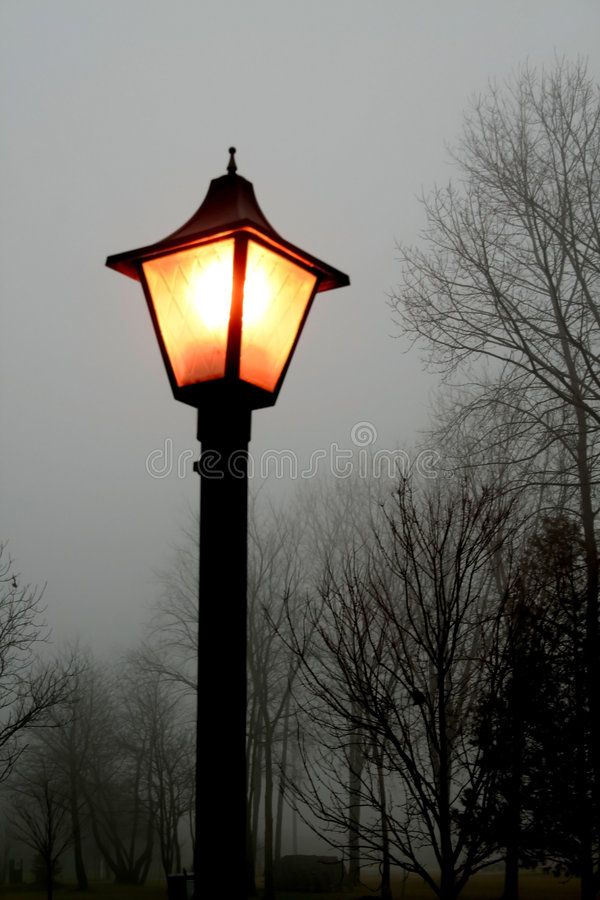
top-left (573, 416), bottom-right (599, 900)
top-left (251, 733), bottom-right (263, 875)
top-left (246, 696), bottom-right (260, 896)
top-left (290, 737), bottom-right (299, 854)
top-left (502, 844), bottom-right (519, 900)
top-left (347, 716), bottom-right (363, 888)
top-left (246, 813), bottom-right (257, 896)
top-left (70, 780), bottom-right (88, 891)
top-left (71, 813), bottom-right (88, 891)
top-left (274, 689), bottom-right (292, 862)
top-left (376, 749), bottom-right (392, 900)
top-left (574, 654), bottom-right (595, 900)
top-left (174, 837), bottom-right (181, 875)
top-left (502, 653), bottom-right (523, 900)
top-left (501, 752), bottom-right (521, 900)
top-left (437, 668), bottom-right (456, 900)
top-left (46, 856), bottom-right (53, 900)
top-left (263, 720), bottom-right (275, 900)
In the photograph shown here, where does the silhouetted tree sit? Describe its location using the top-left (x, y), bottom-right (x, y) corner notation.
top-left (0, 545), bottom-right (77, 781)
top-left (289, 478), bottom-right (514, 900)
top-left (467, 514), bottom-right (598, 900)
top-left (393, 59), bottom-right (600, 899)
top-left (247, 507), bottom-right (305, 900)
top-left (127, 659), bottom-right (194, 877)
top-left (80, 662), bottom-right (154, 885)
top-left (522, 518), bottom-right (593, 886)
top-left (8, 762), bottom-right (72, 900)
top-left (30, 647), bottom-right (93, 891)
top-left (466, 568), bottom-right (550, 898)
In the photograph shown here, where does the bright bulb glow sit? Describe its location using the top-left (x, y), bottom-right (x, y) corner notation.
top-left (191, 259), bottom-right (233, 331)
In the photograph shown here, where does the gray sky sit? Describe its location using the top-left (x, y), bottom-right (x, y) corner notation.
top-left (1, 0), bottom-right (599, 650)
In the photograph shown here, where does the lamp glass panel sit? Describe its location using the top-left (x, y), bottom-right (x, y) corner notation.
top-left (142, 239), bottom-right (234, 387)
top-left (240, 241), bottom-right (317, 392)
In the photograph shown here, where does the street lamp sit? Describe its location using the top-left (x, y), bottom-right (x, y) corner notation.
top-left (106, 148), bottom-right (349, 897)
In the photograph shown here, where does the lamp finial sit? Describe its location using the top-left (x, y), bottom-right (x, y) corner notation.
top-left (227, 147), bottom-right (237, 175)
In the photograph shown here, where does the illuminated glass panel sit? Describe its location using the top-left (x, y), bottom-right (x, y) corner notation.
top-left (240, 242), bottom-right (317, 392)
top-left (142, 240), bottom-right (234, 387)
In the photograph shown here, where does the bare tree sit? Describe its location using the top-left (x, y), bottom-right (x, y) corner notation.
top-left (393, 59), bottom-right (600, 900)
top-left (8, 760), bottom-right (72, 900)
top-left (141, 520), bottom-right (199, 694)
top-left (126, 657), bottom-right (195, 876)
top-left (27, 646), bottom-right (94, 891)
top-left (0, 545), bottom-right (77, 779)
top-left (469, 515), bottom-right (590, 900)
top-left (79, 661), bottom-right (155, 885)
top-left (31, 646), bottom-right (194, 886)
top-left (284, 474), bottom-right (396, 890)
top-left (289, 478), bottom-right (514, 900)
top-left (247, 506), bottom-right (305, 900)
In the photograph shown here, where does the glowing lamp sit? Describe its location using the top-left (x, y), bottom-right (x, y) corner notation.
top-left (106, 148), bottom-right (349, 412)
top-left (105, 149), bottom-right (349, 897)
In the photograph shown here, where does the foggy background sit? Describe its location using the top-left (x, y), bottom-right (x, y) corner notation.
top-left (1, 0), bottom-right (599, 649)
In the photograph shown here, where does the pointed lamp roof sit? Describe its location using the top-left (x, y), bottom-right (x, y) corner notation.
top-left (106, 148), bottom-right (349, 293)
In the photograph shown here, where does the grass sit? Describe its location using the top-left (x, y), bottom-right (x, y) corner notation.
top-left (0, 870), bottom-right (582, 900)
top-left (0, 885), bottom-right (166, 900)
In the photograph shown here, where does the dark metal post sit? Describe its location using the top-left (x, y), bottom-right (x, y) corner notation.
top-left (195, 407), bottom-right (251, 898)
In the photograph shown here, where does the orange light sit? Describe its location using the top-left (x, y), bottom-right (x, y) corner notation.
top-left (193, 258), bottom-right (233, 331)
top-left (143, 237), bottom-right (317, 395)
top-left (142, 239), bottom-right (235, 387)
top-left (240, 241), bottom-right (317, 392)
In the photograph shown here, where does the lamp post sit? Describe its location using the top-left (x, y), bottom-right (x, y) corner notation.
top-left (106, 148), bottom-right (349, 896)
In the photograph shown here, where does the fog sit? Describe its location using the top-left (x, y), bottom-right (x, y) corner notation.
top-left (2, 5), bottom-right (600, 895)
top-left (1, 2), bottom-right (598, 647)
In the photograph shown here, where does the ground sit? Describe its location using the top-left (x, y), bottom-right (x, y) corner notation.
top-left (0, 869), bottom-right (582, 899)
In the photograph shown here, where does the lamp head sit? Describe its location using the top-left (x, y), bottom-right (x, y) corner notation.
top-left (106, 149), bottom-right (349, 411)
